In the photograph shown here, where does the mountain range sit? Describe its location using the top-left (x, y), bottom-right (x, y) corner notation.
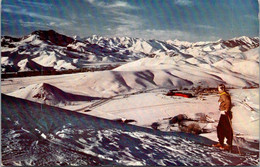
top-left (2, 30), bottom-right (259, 166)
top-left (1, 30), bottom-right (259, 73)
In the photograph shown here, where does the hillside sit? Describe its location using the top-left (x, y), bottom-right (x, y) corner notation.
top-left (8, 83), bottom-right (101, 106)
top-left (2, 94), bottom-right (259, 166)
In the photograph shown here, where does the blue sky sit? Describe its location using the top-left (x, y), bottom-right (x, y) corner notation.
top-left (1, 0), bottom-right (259, 42)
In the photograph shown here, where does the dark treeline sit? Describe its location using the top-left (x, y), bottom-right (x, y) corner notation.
top-left (2, 65), bottom-right (120, 79)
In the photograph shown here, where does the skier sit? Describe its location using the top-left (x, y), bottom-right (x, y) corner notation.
top-left (212, 84), bottom-right (233, 151)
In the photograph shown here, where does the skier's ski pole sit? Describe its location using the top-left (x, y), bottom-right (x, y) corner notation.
top-left (163, 110), bottom-right (171, 117)
top-left (227, 115), bottom-right (241, 155)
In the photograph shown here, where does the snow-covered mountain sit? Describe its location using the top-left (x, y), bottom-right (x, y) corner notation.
top-left (86, 35), bottom-right (259, 53)
top-left (1, 30), bottom-right (259, 72)
top-left (85, 35), bottom-right (181, 54)
top-left (167, 36), bottom-right (259, 51)
top-left (1, 30), bottom-right (146, 72)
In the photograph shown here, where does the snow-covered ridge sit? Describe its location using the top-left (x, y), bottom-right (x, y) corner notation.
top-left (1, 29), bottom-right (259, 72)
top-left (8, 82), bottom-right (100, 106)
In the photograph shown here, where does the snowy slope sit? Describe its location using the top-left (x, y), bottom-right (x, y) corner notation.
top-left (2, 45), bottom-right (259, 99)
top-left (229, 89), bottom-right (259, 140)
top-left (2, 94), bottom-right (259, 166)
top-left (7, 83), bottom-right (101, 106)
top-left (112, 45), bottom-right (259, 90)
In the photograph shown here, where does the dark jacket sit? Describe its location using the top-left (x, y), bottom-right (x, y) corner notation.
top-left (218, 92), bottom-right (231, 112)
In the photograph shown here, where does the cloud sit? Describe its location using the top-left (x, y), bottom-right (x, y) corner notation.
top-left (174, 0), bottom-right (193, 6)
top-left (2, 4), bottom-right (21, 10)
top-left (92, 1), bottom-right (210, 42)
top-left (105, 9), bottom-right (144, 38)
top-left (17, 0), bottom-right (53, 9)
top-left (2, 4), bottom-right (75, 35)
top-left (106, 28), bottom-right (218, 42)
top-left (85, 0), bottom-right (95, 4)
top-left (18, 19), bottom-right (47, 28)
top-left (27, 12), bottom-right (61, 22)
top-left (85, 1), bottom-right (143, 38)
top-left (108, 18), bottom-right (143, 37)
top-left (18, 19), bottom-right (71, 30)
top-left (86, 0), bottom-right (138, 9)
top-left (49, 22), bottom-right (56, 26)
top-left (195, 25), bottom-right (215, 30)
top-left (104, 1), bottom-right (138, 9)
top-left (2, 8), bottom-right (12, 13)
top-left (1, 19), bottom-right (11, 25)
top-left (141, 29), bottom-right (192, 40)
top-left (110, 11), bottom-right (142, 25)
top-left (3, 5), bottom-right (66, 24)
top-left (46, 21), bottom-right (74, 28)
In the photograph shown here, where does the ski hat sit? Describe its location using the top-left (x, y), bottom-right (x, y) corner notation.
top-left (218, 84), bottom-right (226, 91)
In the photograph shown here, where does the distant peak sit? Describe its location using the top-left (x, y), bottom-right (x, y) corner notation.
top-left (32, 29), bottom-right (57, 35)
top-left (36, 83), bottom-right (55, 90)
top-left (230, 36), bottom-right (252, 41)
top-left (73, 35), bottom-right (82, 41)
top-left (30, 29), bottom-right (74, 46)
top-left (91, 34), bottom-right (101, 38)
top-left (38, 82), bottom-right (49, 87)
top-left (216, 39), bottom-right (223, 42)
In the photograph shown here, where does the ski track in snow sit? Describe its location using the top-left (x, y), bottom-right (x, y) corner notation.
top-left (2, 94), bottom-right (259, 166)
